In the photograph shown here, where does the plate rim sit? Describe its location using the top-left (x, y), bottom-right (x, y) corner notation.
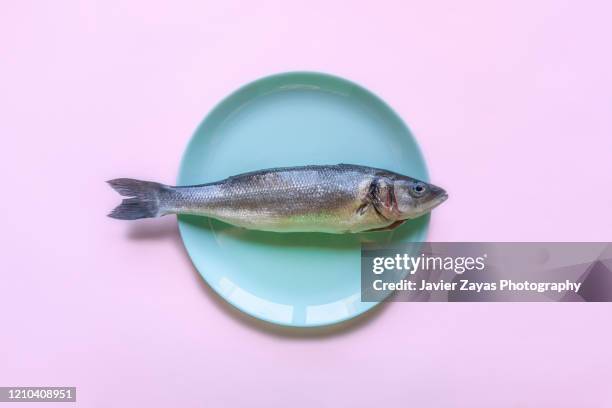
top-left (176, 70), bottom-right (430, 327)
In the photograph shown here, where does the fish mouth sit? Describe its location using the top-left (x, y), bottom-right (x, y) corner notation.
top-left (404, 192), bottom-right (448, 219)
top-left (427, 191), bottom-right (448, 211)
top-left (428, 184), bottom-right (448, 207)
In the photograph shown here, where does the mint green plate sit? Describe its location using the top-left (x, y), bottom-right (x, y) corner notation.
top-left (178, 72), bottom-right (429, 327)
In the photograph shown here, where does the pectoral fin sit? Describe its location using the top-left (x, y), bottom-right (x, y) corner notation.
top-left (363, 220), bottom-right (405, 232)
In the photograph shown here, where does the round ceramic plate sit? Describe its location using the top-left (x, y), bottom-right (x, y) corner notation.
top-left (178, 72), bottom-right (429, 327)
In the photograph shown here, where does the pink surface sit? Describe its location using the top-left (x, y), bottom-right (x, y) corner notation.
top-left (1, 1), bottom-right (611, 406)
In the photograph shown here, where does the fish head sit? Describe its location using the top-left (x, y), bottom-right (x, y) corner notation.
top-left (392, 178), bottom-right (448, 219)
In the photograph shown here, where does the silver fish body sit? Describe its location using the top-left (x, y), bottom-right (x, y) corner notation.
top-left (108, 164), bottom-right (447, 234)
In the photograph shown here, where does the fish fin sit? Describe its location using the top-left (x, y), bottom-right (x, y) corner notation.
top-left (356, 202), bottom-right (369, 216)
top-left (107, 178), bottom-right (167, 220)
top-left (367, 177), bottom-right (393, 222)
top-left (363, 220), bottom-right (405, 232)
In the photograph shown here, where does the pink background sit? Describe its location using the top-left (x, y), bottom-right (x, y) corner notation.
top-left (1, 1), bottom-right (611, 406)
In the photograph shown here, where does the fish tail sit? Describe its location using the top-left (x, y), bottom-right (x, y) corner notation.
top-left (107, 178), bottom-right (170, 220)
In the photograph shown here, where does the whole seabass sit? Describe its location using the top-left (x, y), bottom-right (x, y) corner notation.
top-left (108, 164), bottom-right (447, 233)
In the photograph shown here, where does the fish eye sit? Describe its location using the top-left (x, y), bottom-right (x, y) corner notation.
top-left (410, 182), bottom-right (428, 197)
